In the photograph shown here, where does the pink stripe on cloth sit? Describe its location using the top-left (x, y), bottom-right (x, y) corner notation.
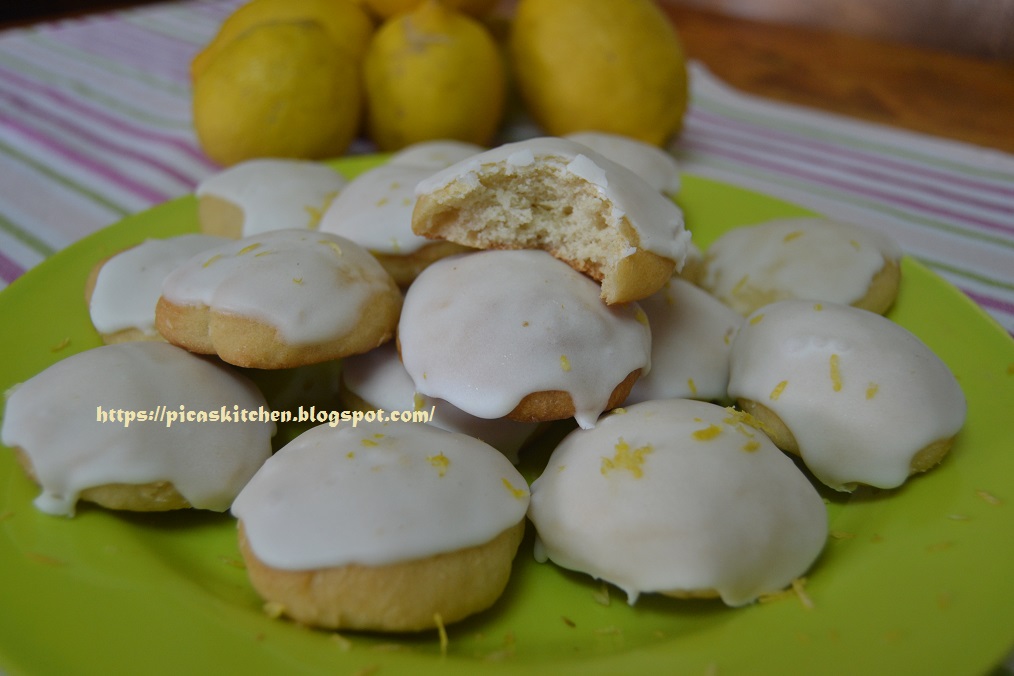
top-left (0, 247), bottom-right (25, 284)
top-left (0, 86), bottom-right (204, 188)
top-left (680, 135), bottom-right (1014, 238)
top-left (0, 112), bottom-right (171, 204)
top-left (0, 65), bottom-right (214, 171)
top-left (688, 109), bottom-right (1014, 202)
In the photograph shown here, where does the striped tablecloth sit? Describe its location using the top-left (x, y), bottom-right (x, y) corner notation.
top-left (1, 0), bottom-right (1012, 337)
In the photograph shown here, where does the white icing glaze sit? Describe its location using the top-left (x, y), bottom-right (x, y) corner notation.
top-left (161, 230), bottom-right (397, 345)
top-left (89, 235), bottom-right (228, 336)
top-left (701, 217), bottom-right (902, 315)
top-left (626, 277), bottom-right (743, 404)
top-left (387, 139), bottom-right (484, 170)
top-left (414, 137), bottom-right (690, 266)
top-left (527, 398), bottom-right (827, 606)
top-left (398, 250), bottom-right (651, 429)
top-left (0, 342), bottom-right (274, 516)
top-left (564, 131), bottom-right (681, 194)
top-left (727, 300), bottom-right (967, 491)
top-left (231, 420), bottom-right (530, 570)
top-left (341, 342), bottom-right (537, 463)
top-left (195, 158), bottom-right (347, 236)
top-left (318, 164), bottom-right (436, 254)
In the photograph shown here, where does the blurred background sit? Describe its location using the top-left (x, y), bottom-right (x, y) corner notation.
top-left (3, 0), bottom-right (1013, 59)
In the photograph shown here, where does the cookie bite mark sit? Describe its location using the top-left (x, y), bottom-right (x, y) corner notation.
top-left (411, 137), bottom-right (691, 304)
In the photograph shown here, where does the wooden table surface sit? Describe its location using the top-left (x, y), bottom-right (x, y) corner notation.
top-left (660, 5), bottom-right (1014, 154)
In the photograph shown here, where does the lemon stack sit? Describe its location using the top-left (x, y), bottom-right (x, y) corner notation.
top-left (191, 0), bottom-right (688, 166)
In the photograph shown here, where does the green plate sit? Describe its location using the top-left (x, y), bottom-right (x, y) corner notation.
top-left (2, 157), bottom-right (1013, 676)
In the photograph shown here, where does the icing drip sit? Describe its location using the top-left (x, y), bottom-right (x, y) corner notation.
top-left (341, 342), bottom-right (537, 463)
top-left (0, 342), bottom-right (274, 516)
top-left (398, 250), bottom-right (651, 429)
top-left (528, 399), bottom-right (827, 606)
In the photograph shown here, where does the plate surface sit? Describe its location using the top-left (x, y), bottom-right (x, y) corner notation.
top-left (2, 157), bottom-right (1014, 676)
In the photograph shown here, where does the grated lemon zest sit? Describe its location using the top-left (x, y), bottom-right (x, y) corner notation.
top-left (428, 453), bottom-right (450, 477)
top-left (601, 438), bottom-right (653, 478)
top-left (829, 354), bottom-right (843, 392)
top-left (692, 424), bottom-right (722, 441)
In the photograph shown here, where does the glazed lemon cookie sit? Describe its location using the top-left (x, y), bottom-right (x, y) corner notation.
top-left (85, 234), bottom-right (228, 343)
top-left (386, 139), bottom-right (484, 171)
top-left (699, 217), bottom-right (902, 316)
top-left (195, 158), bottom-right (347, 238)
top-left (398, 249), bottom-right (651, 429)
top-left (156, 230), bottom-right (402, 369)
top-left (340, 342), bottom-right (539, 464)
top-left (727, 300), bottom-right (966, 491)
top-left (318, 162), bottom-right (470, 286)
top-left (1, 342), bottom-right (274, 517)
top-left (625, 277), bottom-right (743, 405)
top-left (231, 420), bottom-right (530, 632)
top-left (411, 137), bottom-right (692, 304)
top-left (527, 399), bottom-right (828, 606)
top-left (564, 131), bottom-right (681, 194)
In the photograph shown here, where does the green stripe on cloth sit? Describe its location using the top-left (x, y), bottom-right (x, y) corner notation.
top-left (0, 137), bottom-right (131, 216)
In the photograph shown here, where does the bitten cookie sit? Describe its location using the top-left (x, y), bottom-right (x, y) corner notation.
top-left (195, 158), bottom-right (347, 238)
top-left (398, 249), bottom-right (651, 429)
top-left (1, 342), bottom-right (274, 517)
top-left (85, 235), bottom-right (228, 343)
top-left (156, 230), bottom-right (402, 369)
top-left (318, 162), bottom-right (470, 286)
top-left (527, 399), bottom-right (828, 606)
top-left (699, 217), bottom-right (902, 316)
top-left (340, 342), bottom-right (539, 464)
top-left (727, 300), bottom-right (966, 491)
top-left (625, 277), bottom-right (743, 405)
top-left (411, 137), bottom-right (691, 304)
top-left (231, 420), bottom-right (530, 632)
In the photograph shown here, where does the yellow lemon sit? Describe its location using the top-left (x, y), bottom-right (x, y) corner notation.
top-left (509, 0), bottom-right (688, 146)
top-left (193, 20), bottom-right (361, 166)
top-left (191, 0), bottom-right (374, 79)
top-left (362, 0), bottom-right (499, 20)
top-left (363, 1), bottom-right (505, 151)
